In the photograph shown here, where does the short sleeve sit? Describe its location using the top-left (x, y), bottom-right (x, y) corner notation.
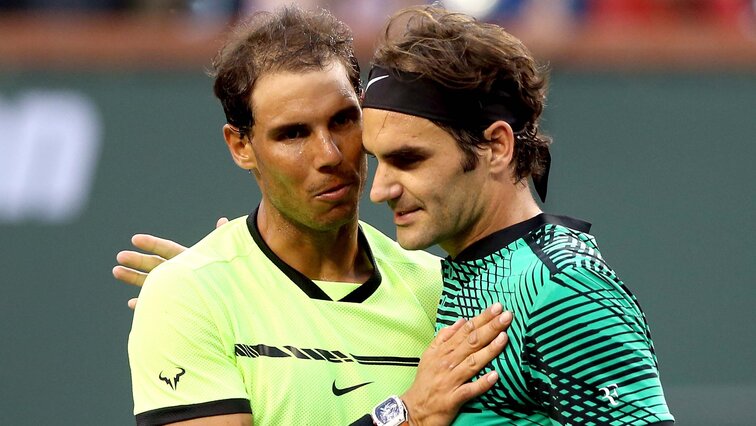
top-left (128, 262), bottom-right (251, 425)
top-left (523, 264), bottom-right (674, 425)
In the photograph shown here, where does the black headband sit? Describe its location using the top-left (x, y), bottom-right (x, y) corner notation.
top-left (361, 65), bottom-right (549, 202)
top-left (362, 66), bottom-right (525, 131)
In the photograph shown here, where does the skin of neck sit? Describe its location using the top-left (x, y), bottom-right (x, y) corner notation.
top-left (442, 179), bottom-right (542, 259)
top-left (255, 201), bottom-right (372, 283)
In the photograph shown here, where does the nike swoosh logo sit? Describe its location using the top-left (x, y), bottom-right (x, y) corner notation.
top-left (332, 380), bottom-right (372, 396)
top-left (364, 75), bottom-right (389, 93)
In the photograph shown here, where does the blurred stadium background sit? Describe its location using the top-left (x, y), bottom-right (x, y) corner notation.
top-left (0, 0), bottom-right (754, 424)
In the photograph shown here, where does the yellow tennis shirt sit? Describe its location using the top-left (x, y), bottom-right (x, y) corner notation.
top-left (128, 213), bottom-right (442, 425)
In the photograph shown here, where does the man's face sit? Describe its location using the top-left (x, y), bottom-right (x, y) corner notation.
top-left (363, 108), bottom-right (489, 253)
top-left (246, 61), bottom-right (366, 231)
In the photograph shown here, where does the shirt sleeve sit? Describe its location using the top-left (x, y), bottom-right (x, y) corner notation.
top-left (523, 264), bottom-right (674, 425)
top-left (128, 262), bottom-right (251, 425)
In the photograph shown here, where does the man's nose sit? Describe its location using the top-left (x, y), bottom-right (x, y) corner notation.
top-left (370, 163), bottom-right (402, 203)
top-left (314, 129), bottom-right (342, 168)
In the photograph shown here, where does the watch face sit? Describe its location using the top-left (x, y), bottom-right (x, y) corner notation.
top-left (376, 398), bottom-right (401, 422)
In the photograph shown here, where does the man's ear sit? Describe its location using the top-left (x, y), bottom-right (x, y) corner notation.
top-left (223, 124), bottom-right (256, 171)
top-left (482, 120), bottom-right (514, 174)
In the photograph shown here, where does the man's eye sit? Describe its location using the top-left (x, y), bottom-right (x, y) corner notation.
top-left (395, 158), bottom-right (419, 168)
top-left (384, 156), bottom-right (422, 170)
top-left (276, 127), bottom-right (308, 141)
top-left (332, 111), bottom-right (358, 128)
top-left (284, 129), bottom-right (303, 139)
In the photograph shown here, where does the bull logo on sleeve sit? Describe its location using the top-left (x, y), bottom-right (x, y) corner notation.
top-left (159, 367), bottom-right (186, 390)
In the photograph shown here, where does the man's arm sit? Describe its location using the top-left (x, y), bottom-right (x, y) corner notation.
top-left (166, 413), bottom-right (252, 426)
top-left (129, 261), bottom-right (252, 425)
top-left (123, 220), bottom-right (254, 426)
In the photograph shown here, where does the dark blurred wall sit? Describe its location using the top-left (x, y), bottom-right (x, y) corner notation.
top-left (0, 69), bottom-right (753, 425)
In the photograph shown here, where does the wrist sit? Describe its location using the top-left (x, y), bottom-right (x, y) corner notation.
top-left (400, 391), bottom-right (424, 426)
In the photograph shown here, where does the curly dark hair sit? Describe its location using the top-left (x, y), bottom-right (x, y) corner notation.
top-left (372, 5), bottom-right (551, 182)
top-left (211, 5), bottom-right (361, 137)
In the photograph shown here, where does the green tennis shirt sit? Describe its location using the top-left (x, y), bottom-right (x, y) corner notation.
top-left (128, 211), bottom-right (442, 425)
top-left (437, 214), bottom-right (674, 426)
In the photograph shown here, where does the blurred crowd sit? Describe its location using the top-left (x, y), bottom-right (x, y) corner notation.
top-left (0, 0), bottom-right (753, 31)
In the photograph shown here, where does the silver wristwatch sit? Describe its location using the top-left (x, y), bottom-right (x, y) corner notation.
top-left (371, 395), bottom-right (408, 426)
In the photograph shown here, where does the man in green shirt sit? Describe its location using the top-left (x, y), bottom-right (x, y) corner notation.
top-left (360, 5), bottom-right (674, 425)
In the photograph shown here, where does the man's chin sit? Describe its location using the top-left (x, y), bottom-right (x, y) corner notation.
top-left (311, 205), bottom-right (358, 230)
top-left (395, 230), bottom-right (433, 251)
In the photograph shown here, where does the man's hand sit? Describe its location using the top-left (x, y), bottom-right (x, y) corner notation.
top-left (113, 217), bottom-right (229, 309)
top-left (401, 303), bottom-right (513, 426)
top-left (112, 234), bottom-right (187, 308)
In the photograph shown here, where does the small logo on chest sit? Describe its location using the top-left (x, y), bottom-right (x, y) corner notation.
top-left (332, 380), bottom-right (372, 396)
top-left (599, 383), bottom-right (620, 405)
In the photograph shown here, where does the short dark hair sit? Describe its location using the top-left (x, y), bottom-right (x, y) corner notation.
top-left (372, 5), bottom-right (550, 182)
top-left (211, 6), bottom-right (361, 137)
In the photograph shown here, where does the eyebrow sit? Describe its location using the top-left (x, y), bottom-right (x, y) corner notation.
top-left (380, 145), bottom-right (432, 161)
